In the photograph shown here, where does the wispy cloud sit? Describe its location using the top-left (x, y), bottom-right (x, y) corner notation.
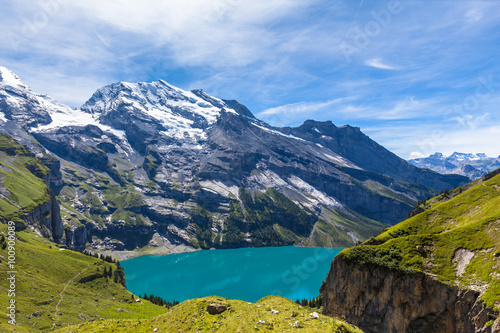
top-left (365, 58), bottom-right (400, 70)
top-left (259, 97), bottom-right (352, 116)
top-left (0, 0), bottom-right (499, 157)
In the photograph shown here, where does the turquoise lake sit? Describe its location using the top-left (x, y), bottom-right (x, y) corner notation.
top-left (122, 246), bottom-right (342, 303)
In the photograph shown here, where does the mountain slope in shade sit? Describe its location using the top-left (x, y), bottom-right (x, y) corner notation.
top-left (0, 66), bottom-right (469, 255)
top-left (409, 152), bottom-right (500, 180)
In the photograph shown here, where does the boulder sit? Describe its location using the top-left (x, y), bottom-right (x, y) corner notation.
top-left (206, 303), bottom-right (228, 315)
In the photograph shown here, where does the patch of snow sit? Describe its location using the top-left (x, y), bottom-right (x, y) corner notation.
top-left (250, 123), bottom-right (306, 142)
top-left (0, 111), bottom-right (7, 122)
top-left (313, 127), bottom-right (321, 133)
top-left (288, 175), bottom-right (342, 208)
top-left (33, 99), bottom-right (127, 140)
top-left (311, 144), bottom-right (362, 169)
top-left (248, 169), bottom-right (288, 189)
top-left (199, 180), bottom-right (239, 198)
top-left (347, 231), bottom-right (360, 243)
top-left (80, 80), bottom-right (241, 147)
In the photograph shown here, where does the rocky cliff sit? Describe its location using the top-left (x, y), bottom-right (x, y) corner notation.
top-left (321, 257), bottom-right (499, 333)
top-left (321, 170), bottom-right (500, 333)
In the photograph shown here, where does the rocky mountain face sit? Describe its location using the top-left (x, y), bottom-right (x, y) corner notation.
top-left (321, 170), bottom-right (500, 332)
top-left (321, 257), bottom-right (497, 333)
top-left (0, 66), bottom-right (469, 254)
top-left (409, 152), bottom-right (500, 180)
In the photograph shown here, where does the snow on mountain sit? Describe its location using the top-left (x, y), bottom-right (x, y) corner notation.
top-left (0, 66), bottom-right (29, 89)
top-left (0, 66), bottom-right (129, 141)
top-left (0, 66), bottom-right (470, 253)
top-left (449, 152), bottom-right (486, 162)
top-left (79, 80), bottom-right (240, 146)
top-left (409, 152), bottom-right (500, 180)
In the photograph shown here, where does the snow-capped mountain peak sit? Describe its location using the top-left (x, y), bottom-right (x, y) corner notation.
top-left (78, 80), bottom-right (242, 147)
top-left (449, 152), bottom-right (489, 162)
top-left (81, 80), bottom-right (238, 123)
top-left (409, 152), bottom-right (499, 180)
top-left (0, 66), bottom-right (29, 90)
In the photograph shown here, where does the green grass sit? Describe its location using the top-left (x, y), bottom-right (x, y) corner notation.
top-left (56, 296), bottom-right (363, 333)
top-left (340, 171), bottom-right (500, 310)
top-left (0, 225), bottom-right (167, 332)
top-left (0, 134), bottom-right (51, 221)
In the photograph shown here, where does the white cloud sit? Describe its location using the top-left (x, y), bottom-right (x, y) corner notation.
top-left (256, 97), bottom-right (357, 127)
top-left (365, 58), bottom-right (400, 70)
top-left (336, 97), bottom-right (443, 121)
top-left (62, 0), bottom-right (318, 68)
top-left (465, 8), bottom-right (483, 24)
top-left (1, 0), bottom-right (500, 159)
top-left (259, 98), bottom-right (351, 116)
top-left (409, 152), bottom-right (429, 159)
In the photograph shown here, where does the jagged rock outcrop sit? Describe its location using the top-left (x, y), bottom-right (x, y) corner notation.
top-left (321, 257), bottom-right (499, 333)
top-left (20, 192), bottom-right (63, 242)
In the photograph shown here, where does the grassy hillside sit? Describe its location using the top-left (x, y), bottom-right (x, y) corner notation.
top-left (57, 295), bottom-right (362, 333)
top-left (339, 170), bottom-right (500, 310)
top-left (0, 133), bottom-right (51, 222)
top-left (0, 224), bottom-right (167, 332)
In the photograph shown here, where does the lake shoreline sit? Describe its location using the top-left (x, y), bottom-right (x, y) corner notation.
top-left (121, 246), bottom-right (343, 303)
top-left (108, 244), bottom-right (344, 262)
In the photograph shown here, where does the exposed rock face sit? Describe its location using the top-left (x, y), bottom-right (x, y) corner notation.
top-left (320, 257), bottom-right (499, 333)
top-left (206, 303), bottom-right (228, 315)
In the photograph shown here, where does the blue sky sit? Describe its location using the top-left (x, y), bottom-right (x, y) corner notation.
top-left (1, 0), bottom-right (499, 159)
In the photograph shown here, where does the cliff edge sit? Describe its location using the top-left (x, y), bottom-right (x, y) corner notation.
top-left (321, 170), bottom-right (500, 333)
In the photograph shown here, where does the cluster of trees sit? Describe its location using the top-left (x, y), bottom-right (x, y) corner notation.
top-left (113, 261), bottom-right (126, 287)
top-left (82, 249), bottom-right (118, 263)
top-left (295, 295), bottom-right (323, 308)
top-left (79, 250), bottom-right (126, 287)
top-left (142, 293), bottom-right (179, 309)
top-left (78, 261), bottom-right (125, 287)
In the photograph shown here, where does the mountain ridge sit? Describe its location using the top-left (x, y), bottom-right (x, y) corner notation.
top-left (0, 66), bottom-right (469, 255)
top-left (409, 151), bottom-right (500, 180)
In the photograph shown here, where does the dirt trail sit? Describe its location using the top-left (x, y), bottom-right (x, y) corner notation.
top-left (51, 263), bottom-right (90, 329)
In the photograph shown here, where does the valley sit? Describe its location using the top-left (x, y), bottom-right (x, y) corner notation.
top-left (0, 66), bottom-right (497, 332)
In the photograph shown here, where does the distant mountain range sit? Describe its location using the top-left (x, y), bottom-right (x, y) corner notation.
top-left (0, 66), bottom-right (468, 254)
top-left (409, 152), bottom-right (500, 180)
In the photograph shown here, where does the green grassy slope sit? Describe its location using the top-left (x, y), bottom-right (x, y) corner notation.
top-left (0, 225), bottom-right (167, 332)
top-left (0, 133), bottom-right (51, 222)
top-left (339, 170), bottom-right (500, 310)
top-left (57, 296), bottom-right (362, 333)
